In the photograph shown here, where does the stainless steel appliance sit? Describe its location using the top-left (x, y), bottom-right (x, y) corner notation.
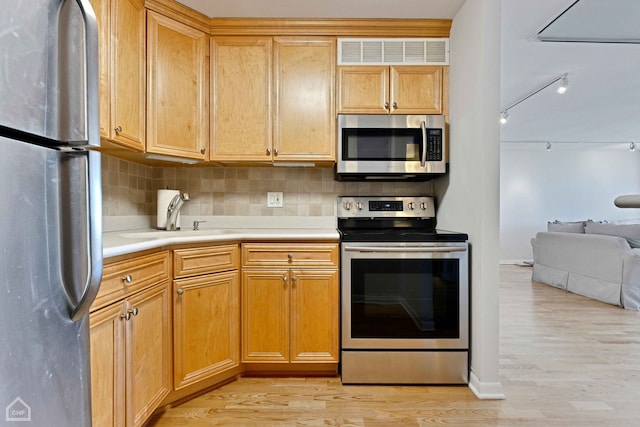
top-left (338, 196), bottom-right (468, 384)
top-left (0, 0), bottom-right (102, 425)
top-left (336, 114), bottom-right (446, 181)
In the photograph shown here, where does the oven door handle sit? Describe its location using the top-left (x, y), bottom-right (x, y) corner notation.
top-left (420, 120), bottom-right (427, 167)
top-left (344, 246), bottom-right (467, 253)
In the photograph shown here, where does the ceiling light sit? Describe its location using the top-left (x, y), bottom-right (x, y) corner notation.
top-left (631, 142), bottom-right (637, 152)
top-left (500, 72), bottom-right (570, 121)
top-left (557, 73), bottom-right (569, 94)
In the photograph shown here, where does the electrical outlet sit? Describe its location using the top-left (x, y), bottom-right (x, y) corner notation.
top-left (267, 192), bottom-right (284, 208)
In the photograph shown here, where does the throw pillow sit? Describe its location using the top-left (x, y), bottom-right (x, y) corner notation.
top-left (547, 220), bottom-right (585, 233)
top-left (585, 221), bottom-right (640, 248)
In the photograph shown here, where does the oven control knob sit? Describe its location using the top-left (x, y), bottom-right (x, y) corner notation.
top-left (343, 202), bottom-right (352, 210)
top-left (356, 202), bottom-right (363, 210)
top-left (420, 202), bottom-right (427, 210)
top-left (408, 202), bottom-right (415, 210)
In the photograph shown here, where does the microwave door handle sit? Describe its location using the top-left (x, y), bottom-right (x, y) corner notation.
top-left (420, 121), bottom-right (427, 167)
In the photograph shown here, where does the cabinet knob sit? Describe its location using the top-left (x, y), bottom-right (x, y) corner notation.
top-left (121, 312), bottom-right (130, 321)
top-left (287, 253), bottom-right (293, 262)
top-left (177, 289), bottom-right (184, 295)
top-left (266, 148), bottom-right (271, 155)
top-left (392, 102), bottom-right (398, 110)
top-left (114, 125), bottom-right (122, 133)
top-left (200, 147), bottom-right (205, 154)
top-left (122, 274), bottom-right (133, 283)
top-left (129, 307), bottom-right (139, 317)
top-left (283, 276), bottom-right (288, 283)
top-left (274, 148), bottom-right (278, 156)
top-left (291, 276), bottom-right (297, 283)
top-left (383, 102), bottom-right (389, 110)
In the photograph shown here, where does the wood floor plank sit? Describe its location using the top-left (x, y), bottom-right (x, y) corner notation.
top-left (146, 265), bottom-right (640, 426)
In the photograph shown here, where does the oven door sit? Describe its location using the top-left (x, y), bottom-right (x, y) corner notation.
top-left (341, 241), bottom-right (468, 350)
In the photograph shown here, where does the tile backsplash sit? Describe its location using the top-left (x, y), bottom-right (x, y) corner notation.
top-left (102, 155), bottom-right (433, 218)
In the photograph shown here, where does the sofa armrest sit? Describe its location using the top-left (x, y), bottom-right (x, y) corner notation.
top-left (622, 249), bottom-right (640, 309)
top-left (532, 232), bottom-right (629, 283)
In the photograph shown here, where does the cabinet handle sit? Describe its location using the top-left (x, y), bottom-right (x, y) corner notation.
top-left (129, 307), bottom-right (138, 317)
top-left (287, 253), bottom-right (293, 261)
top-left (274, 148), bottom-right (278, 156)
top-left (283, 276), bottom-right (288, 283)
top-left (392, 101), bottom-right (397, 110)
top-left (114, 125), bottom-right (122, 133)
top-left (177, 289), bottom-right (184, 295)
top-left (121, 274), bottom-right (133, 283)
top-left (200, 147), bottom-right (205, 154)
top-left (383, 102), bottom-right (389, 110)
top-left (121, 312), bottom-right (130, 321)
top-left (266, 148), bottom-right (271, 155)
top-left (291, 276), bottom-right (297, 284)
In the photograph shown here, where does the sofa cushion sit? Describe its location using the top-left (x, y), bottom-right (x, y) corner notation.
top-left (547, 220), bottom-right (585, 233)
top-left (585, 221), bottom-right (640, 248)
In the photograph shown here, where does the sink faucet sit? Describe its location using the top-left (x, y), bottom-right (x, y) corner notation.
top-left (165, 192), bottom-right (190, 230)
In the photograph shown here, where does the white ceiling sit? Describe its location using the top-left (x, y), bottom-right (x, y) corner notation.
top-left (176, 0), bottom-right (640, 144)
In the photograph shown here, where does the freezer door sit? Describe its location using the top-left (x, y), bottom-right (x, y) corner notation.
top-left (0, 0), bottom-right (99, 146)
top-left (0, 136), bottom-right (92, 426)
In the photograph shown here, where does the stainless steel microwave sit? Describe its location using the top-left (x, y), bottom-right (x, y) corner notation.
top-left (336, 114), bottom-right (446, 181)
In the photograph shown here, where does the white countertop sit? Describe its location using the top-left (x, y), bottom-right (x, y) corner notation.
top-left (103, 216), bottom-right (339, 259)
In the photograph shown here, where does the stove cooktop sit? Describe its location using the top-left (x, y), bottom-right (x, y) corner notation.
top-left (339, 228), bottom-right (468, 243)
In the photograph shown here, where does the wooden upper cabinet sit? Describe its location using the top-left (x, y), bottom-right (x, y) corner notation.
top-left (337, 66), bottom-right (389, 114)
top-left (210, 36), bottom-right (336, 163)
top-left (338, 65), bottom-right (443, 115)
top-left (210, 37), bottom-right (273, 162)
top-left (146, 11), bottom-right (209, 160)
top-left (391, 66), bottom-right (443, 114)
top-left (92, 0), bottom-right (146, 150)
top-left (273, 37), bottom-right (336, 162)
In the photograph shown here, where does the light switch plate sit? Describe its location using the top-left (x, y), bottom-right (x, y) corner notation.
top-left (267, 192), bottom-right (284, 208)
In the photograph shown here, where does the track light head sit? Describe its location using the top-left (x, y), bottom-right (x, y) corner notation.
top-left (500, 111), bottom-right (510, 124)
top-left (557, 74), bottom-right (569, 94)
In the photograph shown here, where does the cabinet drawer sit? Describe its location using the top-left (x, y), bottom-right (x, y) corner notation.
top-left (93, 251), bottom-right (170, 311)
top-left (242, 243), bottom-right (338, 267)
top-left (173, 244), bottom-right (239, 278)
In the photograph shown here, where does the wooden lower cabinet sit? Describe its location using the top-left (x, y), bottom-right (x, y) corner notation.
top-left (90, 282), bottom-right (171, 427)
top-left (172, 270), bottom-right (240, 389)
top-left (242, 268), bottom-right (339, 364)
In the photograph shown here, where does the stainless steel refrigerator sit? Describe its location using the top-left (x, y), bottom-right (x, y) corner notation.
top-left (0, 0), bottom-right (102, 425)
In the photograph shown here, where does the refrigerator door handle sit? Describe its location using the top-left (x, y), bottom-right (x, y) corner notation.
top-left (68, 0), bottom-right (103, 321)
top-left (70, 151), bottom-right (103, 321)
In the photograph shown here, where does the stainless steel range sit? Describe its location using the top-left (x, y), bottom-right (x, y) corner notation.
top-left (338, 196), bottom-right (469, 384)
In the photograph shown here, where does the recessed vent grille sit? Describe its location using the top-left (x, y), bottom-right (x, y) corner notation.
top-left (338, 38), bottom-right (449, 65)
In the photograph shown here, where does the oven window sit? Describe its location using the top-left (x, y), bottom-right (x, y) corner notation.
top-left (350, 258), bottom-right (460, 339)
top-left (342, 128), bottom-right (422, 161)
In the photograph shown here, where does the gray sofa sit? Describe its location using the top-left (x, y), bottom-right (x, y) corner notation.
top-left (531, 230), bottom-right (640, 310)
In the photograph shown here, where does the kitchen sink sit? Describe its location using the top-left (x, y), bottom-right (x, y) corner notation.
top-left (117, 229), bottom-right (237, 239)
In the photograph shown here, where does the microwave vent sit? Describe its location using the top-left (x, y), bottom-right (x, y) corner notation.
top-left (338, 38), bottom-right (449, 65)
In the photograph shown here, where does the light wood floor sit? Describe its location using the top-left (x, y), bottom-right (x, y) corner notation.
top-left (147, 265), bottom-right (640, 426)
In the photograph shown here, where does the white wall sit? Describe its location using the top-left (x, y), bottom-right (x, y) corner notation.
top-left (435, 0), bottom-right (503, 399)
top-left (500, 142), bottom-right (640, 262)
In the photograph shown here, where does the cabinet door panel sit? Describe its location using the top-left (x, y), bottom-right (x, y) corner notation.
top-left (147, 11), bottom-right (209, 159)
top-left (273, 37), bottom-right (335, 161)
top-left (242, 270), bottom-right (289, 362)
top-left (126, 284), bottom-right (171, 427)
top-left (90, 303), bottom-right (126, 427)
top-left (290, 270), bottom-right (339, 362)
top-left (173, 271), bottom-right (240, 389)
top-left (111, 0), bottom-right (145, 149)
top-left (337, 66), bottom-right (389, 114)
top-left (391, 66), bottom-right (443, 114)
top-left (211, 37), bottom-right (272, 161)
